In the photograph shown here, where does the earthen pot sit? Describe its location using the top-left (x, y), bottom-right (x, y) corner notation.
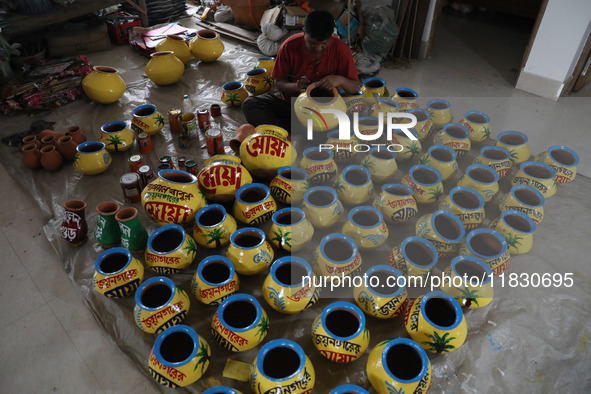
top-left (56, 135), bottom-right (78, 161)
top-left (37, 129), bottom-right (55, 141)
top-left (229, 123), bottom-right (256, 154)
top-left (22, 143), bottom-right (41, 170)
top-left (40, 145), bottom-right (63, 171)
top-left (66, 126), bottom-right (86, 144)
top-left (22, 135), bottom-right (40, 149)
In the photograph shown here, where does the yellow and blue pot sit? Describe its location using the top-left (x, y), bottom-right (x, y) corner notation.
top-left (262, 256), bottom-right (319, 314)
top-left (458, 228), bottom-right (510, 275)
top-left (439, 186), bottom-right (485, 230)
top-left (240, 124), bottom-right (296, 179)
top-left (417, 144), bottom-right (458, 181)
top-left (534, 145), bottom-right (579, 184)
top-left (99, 120), bottom-right (135, 152)
top-left (326, 129), bottom-right (359, 163)
top-left (244, 68), bottom-right (272, 96)
top-left (148, 324), bottom-right (210, 388)
top-left (391, 87), bottom-right (419, 110)
top-left (342, 206), bottom-right (388, 251)
top-left (269, 166), bottom-right (309, 204)
top-left (221, 81), bottom-right (249, 107)
top-left (226, 227), bottom-right (274, 275)
top-left (191, 255), bottom-right (239, 305)
top-left (496, 130), bottom-right (531, 165)
top-left (334, 165), bottom-right (374, 205)
top-left (311, 301), bottom-right (369, 363)
top-left (300, 147), bottom-right (338, 184)
top-left (457, 163), bottom-right (499, 203)
top-left (330, 384), bottom-right (370, 394)
top-left (373, 184), bottom-right (417, 224)
top-left (302, 186), bottom-right (344, 229)
top-left (391, 129), bottom-right (421, 161)
top-left (366, 337), bottom-right (432, 394)
top-left (473, 145), bottom-right (512, 178)
top-left (357, 116), bottom-right (381, 139)
top-left (354, 265), bottom-right (407, 319)
top-left (361, 77), bottom-right (388, 103)
top-left (73, 141), bottom-right (111, 175)
top-left (404, 290), bottom-right (467, 353)
top-left (416, 210), bottom-right (466, 258)
top-left (294, 84), bottom-right (347, 132)
top-left (193, 204), bottom-right (237, 249)
top-left (94, 247), bottom-right (144, 299)
top-left (432, 122), bottom-right (471, 158)
top-left (440, 254), bottom-right (493, 308)
top-left (131, 104), bottom-right (164, 135)
top-left (134, 276), bottom-right (190, 334)
top-left (250, 339), bottom-right (315, 394)
top-left (389, 235), bottom-right (438, 279)
top-left (511, 161), bottom-right (557, 198)
top-left (369, 98), bottom-right (401, 118)
top-left (489, 209), bottom-right (536, 255)
top-left (426, 98), bottom-right (452, 130)
top-left (268, 207), bottom-right (314, 253)
top-left (145, 224), bottom-right (197, 274)
top-left (408, 107), bottom-right (433, 141)
top-left (402, 164), bottom-right (444, 204)
top-left (203, 387), bottom-right (243, 394)
top-left (499, 184), bottom-right (545, 224)
top-left (361, 147), bottom-right (397, 183)
top-left (233, 183), bottom-right (277, 226)
top-left (211, 293), bottom-right (268, 352)
top-left (312, 233), bottom-right (362, 278)
top-left (343, 90), bottom-right (367, 115)
top-left (197, 155), bottom-right (253, 202)
top-left (459, 110), bottom-right (491, 143)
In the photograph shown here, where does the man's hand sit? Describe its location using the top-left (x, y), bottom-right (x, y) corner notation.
top-left (297, 76), bottom-right (311, 92)
top-left (315, 75), bottom-right (344, 90)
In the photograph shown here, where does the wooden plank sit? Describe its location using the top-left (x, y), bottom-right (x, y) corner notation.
top-left (194, 18), bottom-right (259, 42)
top-left (194, 19), bottom-right (258, 47)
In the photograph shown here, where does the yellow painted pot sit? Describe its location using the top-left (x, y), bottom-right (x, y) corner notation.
top-left (197, 155), bottom-right (253, 202)
top-left (233, 183), bottom-right (277, 226)
top-left (250, 339), bottom-right (315, 394)
top-left (73, 141), bottom-right (111, 175)
top-left (193, 204), bottom-right (237, 248)
top-left (312, 233), bottom-right (362, 278)
top-left (432, 122), bottom-right (471, 158)
top-left (489, 209), bottom-right (536, 255)
top-left (141, 169), bottom-right (206, 226)
top-left (262, 256), bottom-right (319, 314)
top-left (534, 145), bottom-right (579, 184)
top-left (496, 130), bottom-right (531, 165)
top-left (458, 110), bottom-right (491, 143)
top-left (404, 290), bottom-right (467, 353)
top-left (256, 56), bottom-right (275, 74)
top-left (134, 276), bottom-right (190, 334)
top-left (226, 227), bottom-right (274, 275)
top-left (190, 29), bottom-right (224, 62)
top-left (426, 99), bottom-right (453, 130)
top-left (204, 387), bottom-right (243, 394)
top-left (311, 301), bottom-right (369, 363)
top-left (458, 228), bottom-right (510, 275)
top-left (408, 108), bottom-right (433, 141)
top-left (300, 147), bottom-right (338, 184)
top-left (511, 161), bottom-right (557, 198)
top-left (334, 165), bottom-right (374, 205)
top-left (294, 83), bottom-right (347, 132)
top-left (401, 164), bottom-right (444, 204)
top-left (366, 338), bottom-right (431, 394)
top-left (269, 166), bottom-right (309, 205)
top-left (268, 207), bottom-right (314, 253)
top-left (302, 186), bottom-right (344, 229)
top-left (145, 224), bottom-right (197, 274)
top-left (211, 293), bottom-right (268, 352)
top-left (369, 98), bottom-right (401, 118)
top-left (499, 185), bottom-right (545, 224)
top-left (356, 116), bottom-right (381, 139)
top-left (240, 124), bottom-right (296, 179)
top-left (415, 210), bottom-right (466, 259)
top-left (148, 325), bottom-right (210, 387)
top-left (342, 206), bottom-right (388, 251)
top-left (473, 146), bottom-right (512, 178)
top-left (361, 77), bottom-right (389, 103)
top-left (221, 81), bottom-right (249, 106)
top-left (326, 129), bottom-right (359, 163)
top-left (440, 255), bottom-right (493, 309)
top-left (457, 164), bottom-right (499, 203)
top-left (155, 34), bottom-right (191, 64)
top-left (389, 235), bottom-right (438, 279)
top-left (331, 385), bottom-right (370, 394)
top-left (82, 65), bottom-right (126, 104)
top-left (353, 265), bottom-right (407, 319)
top-left (191, 255), bottom-right (239, 305)
top-left (99, 121), bottom-right (135, 152)
top-left (373, 184), bottom-right (417, 224)
top-left (361, 147), bottom-right (397, 183)
top-left (343, 90), bottom-right (367, 115)
top-left (417, 144), bottom-right (458, 181)
top-left (94, 247), bottom-right (144, 299)
top-left (244, 68), bottom-right (272, 95)
top-left (145, 51), bottom-right (185, 86)
top-left (391, 87), bottom-right (419, 110)
top-left (391, 129), bottom-right (421, 161)
top-left (131, 104), bottom-right (164, 135)
top-left (439, 186), bottom-right (485, 230)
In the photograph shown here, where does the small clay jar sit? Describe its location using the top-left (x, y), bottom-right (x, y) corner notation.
top-left (40, 134), bottom-right (57, 148)
top-left (229, 123), bottom-right (256, 153)
top-left (66, 125), bottom-right (86, 144)
top-left (22, 143), bottom-right (41, 170)
top-left (40, 145), bottom-right (63, 171)
top-left (22, 135), bottom-right (40, 149)
top-left (60, 199), bottom-right (88, 247)
top-left (37, 129), bottom-right (55, 141)
top-left (56, 135), bottom-right (78, 161)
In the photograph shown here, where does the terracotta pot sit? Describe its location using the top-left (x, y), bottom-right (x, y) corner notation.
top-left (40, 134), bottom-right (57, 148)
top-left (22, 143), bottom-right (41, 170)
top-left (40, 145), bottom-right (63, 171)
top-left (229, 123), bottom-right (256, 154)
top-left (22, 135), bottom-right (40, 149)
top-left (66, 126), bottom-right (87, 144)
top-left (56, 135), bottom-right (78, 161)
top-left (37, 129), bottom-right (55, 141)
top-left (60, 200), bottom-right (88, 247)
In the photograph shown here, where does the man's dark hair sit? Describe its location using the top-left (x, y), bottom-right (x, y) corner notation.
top-left (304, 10), bottom-right (335, 41)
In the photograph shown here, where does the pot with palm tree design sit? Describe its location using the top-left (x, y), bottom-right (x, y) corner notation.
top-left (99, 121), bottom-right (135, 152)
top-left (389, 235), bottom-right (439, 279)
top-left (391, 129), bottom-right (421, 161)
top-left (301, 186), bottom-right (344, 229)
top-left (407, 108), bottom-right (433, 141)
top-left (250, 339), bottom-right (315, 394)
top-left (256, 56), bottom-right (275, 73)
top-left (73, 141), bottom-right (111, 175)
top-left (473, 146), bottom-right (512, 178)
top-left (459, 110), bottom-right (491, 143)
top-left (432, 122), bottom-right (471, 158)
top-left (361, 147), bottom-right (397, 183)
top-left (94, 247), bottom-right (144, 299)
top-left (262, 256), bottom-right (319, 314)
top-left (145, 224), bottom-right (197, 274)
top-left (438, 186), bottom-right (485, 230)
top-left (240, 124), bottom-right (296, 179)
top-left (148, 324), bottom-right (210, 388)
top-left (366, 337), bottom-right (432, 394)
top-left (330, 384), bottom-right (369, 394)
top-left (300, 147), bottom-right (338, 184)
top-left (226, 227), bottom-right (274, 275)
top-left (533, 145), bottom-right (579, 184)
top-left (269, 166), bottom-right (309, 204)
top-left (311, 301), bottom-right (369, 363)
top-left (457, 164), bottom-right (499, 203)
top-left (334, 165), bottom-right (374, 206)
top-left (325, 129), bottom-right (359, 163)
top-left (198, 155), bottom-right (253, 202)
top-left (404, 290), bottom-right (467, 353)
top-left (233, 183), bottom-right (277, 226)
top-left (417, 144), bottom-right (458, 181)
top-left (342, 206), bottom-right (388, 251)
top-left (193, 204), bottom-right (236, 248)
top-left (353, 265), bottom-right (407, 319)
top-left (131, 104), bottom-right (165, 135)
top-left (499, 184), bottom-right (545, 224)
top-left (244, 68), bottom-right (273, 95)
top-left (489, 209), bottom-right (536, 255)
top-left (312, 233), bottom-right (362, 278)
top-left (458, 228), bottom-right (510, 275)
top-left (211, 293), bottom-right (269, 352)
top-left (511, 161), bottom-right (557, 198)
top-left (440, 255), bottom-right (493, 309)
top-left (496, 130), bottom-right (531, 165)
top-left (373, 184), bottom-right (417, 224)
top-left (391, 87), bottom-right (419, 110)
top-left (221, 81), bottom-right (249, 107)
top-left (268, 207), bottom-right (314, 253)
top-left (134, 276), bottom-right (191, 334)
top-left (401, 164), bottom-right (444, 204)
top-left (415, 210), bottom-right (466, 259)
top-left (191, 255), bottom-right (239, 305)
top-left (426, 99), bottom-right (453, 130)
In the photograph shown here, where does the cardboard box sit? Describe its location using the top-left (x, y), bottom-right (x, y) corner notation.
top-left (260, 6), bottom-right (283, 26)
top-left (284, 6), bottom-right (308, 29)
top-left (46, 25), bottom-right (112, 57)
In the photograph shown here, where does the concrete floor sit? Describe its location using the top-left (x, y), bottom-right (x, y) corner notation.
top-left (1, 8), bottom-right (590, 393)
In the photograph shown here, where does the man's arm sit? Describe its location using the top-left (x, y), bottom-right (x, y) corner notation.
top-left (315, 75), bottom-right (359, 94)
top-left (276, 76), bottom-right (311, 97)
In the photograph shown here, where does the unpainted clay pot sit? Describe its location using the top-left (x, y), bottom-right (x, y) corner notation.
top-left (56, 135), bottom-right (78, 161)
top-left (229, 123), bottom-right (256, 154)
top-left (22, 143), bottom-right (41, 170)
top-left (40, 145), bottom-right (63, 171)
